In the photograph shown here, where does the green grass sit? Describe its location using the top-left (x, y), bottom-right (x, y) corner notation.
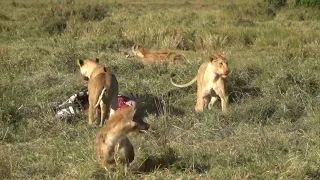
top-left (1, 0), bottom-right (320, 179)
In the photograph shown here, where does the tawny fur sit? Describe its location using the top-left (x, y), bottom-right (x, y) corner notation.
top-left (77, 58), bottom-right (119, 126)
top-left (171, 52), bottom-right (230, 113)
top-left (129, 45), bottom-right (185, 64)
top-left (96, 107), bottom-right (149, 170)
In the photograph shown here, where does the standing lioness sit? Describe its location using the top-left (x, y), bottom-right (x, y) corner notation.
top-left (77, 58), bottom-right (118, 126)
top-left (171, 52), bottom-right (229, 113)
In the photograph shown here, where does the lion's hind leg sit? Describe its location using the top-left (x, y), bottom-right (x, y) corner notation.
top-left (109, 76), bottom-right (119, 118)
top-left (208, 96), bottom-right (218, 110)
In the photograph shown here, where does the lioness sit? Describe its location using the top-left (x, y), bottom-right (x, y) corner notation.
top-left (96, 106), bottom-right (149, 172)
top-left (126, 45), bottom-right (185, 64)
top-left (77, 58), bottom-right (118, 126)
top-left (171, 52), bottom-right (229, 113)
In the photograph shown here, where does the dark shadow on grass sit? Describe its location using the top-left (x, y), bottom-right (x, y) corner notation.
top-left (227, 66), bottom-right (262, 103)
top-left (173, 161), bottom-right (210, 174)
top-left (135, 91), bottom-right (186, 118)
top-left (130, 148), bottom-right (177, 173)
top-left (305, 169), bottom-right (320, 180)
top-left (131, 148), bottom-right (210, 174)
top-left (90, 168), bottom-right (108, 180)
top-left (165, 86), bottom-right (195, 96)
top-left (90, 148), bottom-right (178, 176)
top-left (0, 161), bottom-right (11, 179)
top-left (56, 114), bottom-right (86, 124)
top-left (1, 104), bottom-right (32, 132)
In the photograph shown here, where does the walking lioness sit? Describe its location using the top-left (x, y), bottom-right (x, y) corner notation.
top-left (171, 52), bottom-right (229, 113)
top-left (127, 45), bottom-right (185, 64)
top-left (77, 58), bottom-right (118, 126)
top-left (96, 107), bottom-right (149, 171)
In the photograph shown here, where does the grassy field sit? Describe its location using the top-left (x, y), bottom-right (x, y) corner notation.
top-left (1, 0), bottom-right (320, 179)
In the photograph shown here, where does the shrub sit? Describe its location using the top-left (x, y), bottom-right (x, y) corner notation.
top-left (242, 32), bottom-right (256, 46)
top-left (0, 161), bottom-right (11, 179)
top-left (43, 19), bottom-right (67, 35)
top-left (79, 4), bottom-right (111, 21)
top-left (264, 0), bottom-right (287, 8)
top-left (41, 2), bottom-right (110, 35)
top-left (41, 2), bottom-right (74, 35)
top-left (296, 0), bottom-right (320, 7)
top-left (0, 13), bottom-right (10, 21)
top-left (0, 23), bottom-right (12, 33)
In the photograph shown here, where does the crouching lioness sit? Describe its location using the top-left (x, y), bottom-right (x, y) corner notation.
top-left (96, 107), bottom-right (149, 171)
top-left (77, 58), bottom-right (118, 126)
top-left (171, 52), bottom-right (230, 113)
top-left (126, 45), bottom-right (185, 64)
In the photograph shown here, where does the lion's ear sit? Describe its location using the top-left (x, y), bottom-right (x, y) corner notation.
top-left (95, 58), bottom-right (99, 63)
top-left (77, 59), bottom-right (84, 66)
top-left (209, 55), bottom-right (218, 62)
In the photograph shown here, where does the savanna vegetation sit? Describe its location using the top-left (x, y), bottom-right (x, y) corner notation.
top-left (0, 0), bottom-right (320, 179)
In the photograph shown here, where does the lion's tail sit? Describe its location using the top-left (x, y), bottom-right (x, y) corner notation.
top-left (170, 76), bottom-right (197, 88)
top-left (95, 87), bottom-right (107, 108)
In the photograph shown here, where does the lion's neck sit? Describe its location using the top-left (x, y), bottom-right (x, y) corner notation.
top-left (205, 63), bottom-right (219, 82)
top-left (88, 65), bottom-right (105, 79)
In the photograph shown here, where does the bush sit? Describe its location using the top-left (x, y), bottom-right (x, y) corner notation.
top-left (265, 0), bottom-right (287, 8)
top-left (296, 0), bottom-right (320, 7)
top-left (41, 2), bottom-right (74, 35)
top-left (79, 4), bottom-right (111, 21)
top-left (0, 23), bottom-right (12, 33)
top-left (41, 2), bottom-right (110, 35)
top-left (43, 19), bottom-right (67, 35)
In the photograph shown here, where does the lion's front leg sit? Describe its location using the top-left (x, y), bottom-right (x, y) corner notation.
top-left (220, 95), bottom-right (228, 113)
top-left (216, 89), bottom-right (228, 113)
